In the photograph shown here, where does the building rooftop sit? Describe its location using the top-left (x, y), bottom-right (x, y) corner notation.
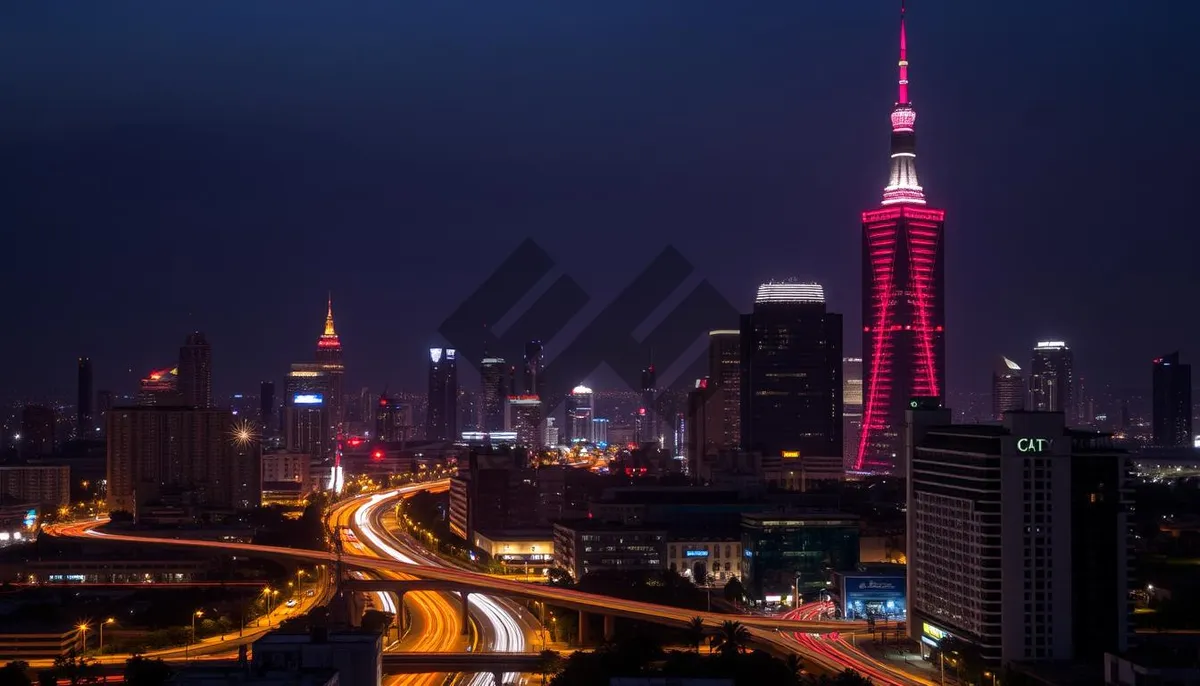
top-left (741, 511), bottom-right (857, 525)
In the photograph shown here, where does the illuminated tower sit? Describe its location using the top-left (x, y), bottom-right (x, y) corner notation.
top-left (315, 294), bottom-right (345, 430)
top-left (427, 348), bottom-right (458, 441)
top-left (856, 2), bottom-right (947, 473)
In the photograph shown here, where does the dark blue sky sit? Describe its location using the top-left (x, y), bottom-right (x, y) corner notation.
top-left (2, 1), bottom-right (1196, 400)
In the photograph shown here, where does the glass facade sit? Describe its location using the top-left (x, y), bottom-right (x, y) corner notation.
top-left (741, 514), bottom-right (859, 601)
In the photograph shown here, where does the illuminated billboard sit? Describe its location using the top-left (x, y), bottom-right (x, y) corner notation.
top-left (293, 394), bottom-right (324, 405)
top-left (841, 574), bottom-right (906, 620)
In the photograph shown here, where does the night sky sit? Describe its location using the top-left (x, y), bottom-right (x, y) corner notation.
top-left (3, 1), bottom-right (1196, 400)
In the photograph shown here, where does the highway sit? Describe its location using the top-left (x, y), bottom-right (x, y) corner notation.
top-left (349, 488), bottom-right (538, 685)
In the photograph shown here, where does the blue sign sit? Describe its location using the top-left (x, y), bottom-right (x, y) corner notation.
top-left (684, 550), bottom-right (709, 558)
top-left (842, 575), bottom-right (906, 620)
top-left (293, 393), bottom-right (323, 405)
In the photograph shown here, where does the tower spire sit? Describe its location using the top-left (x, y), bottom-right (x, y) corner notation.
top-left (324, 292), bottom-right (336, 337)
top-left (880, 0), bottom-right (924, 206)
top-left (898, 0), bottom-right (909, 104)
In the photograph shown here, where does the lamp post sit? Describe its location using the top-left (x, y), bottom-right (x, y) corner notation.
top-left (794, 573), bottom-right (802, 610)
top-left (99, 618), bottom-right (114, 655)
top-left (188, 610), bottom-right (203, 663)
top-left (984, 670), bottom-right (996, 686)
top-left (77, 623), bottom-right (89, 655)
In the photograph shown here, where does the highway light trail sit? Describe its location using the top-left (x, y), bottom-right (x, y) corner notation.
top-left (357, 490), bottom-right (527, 683)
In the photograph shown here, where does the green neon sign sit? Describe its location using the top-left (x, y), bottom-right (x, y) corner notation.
top-left (1017, 438), bottom-right (1053, 453)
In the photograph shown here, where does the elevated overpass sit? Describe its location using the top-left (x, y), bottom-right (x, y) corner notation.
top-left (52, 518), bottom-right (860, 638)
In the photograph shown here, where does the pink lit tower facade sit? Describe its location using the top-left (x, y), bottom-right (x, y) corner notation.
top-left (855, 2), bottom-right (946, 473)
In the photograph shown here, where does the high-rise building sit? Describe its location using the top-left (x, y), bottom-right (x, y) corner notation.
top-left (857, 4), bottom-right (947, 474)
top-left (314, 296), bottom-right (345, 430)
top-left (1029, 341), bottom-right (1074, 415)
top-left (505, 396), bottom-right (544, 447)
top-left (107, 406), bottom-right (261, 518)
top-left (907, 409), bottom-right (1132, 665)
top-left (284, 364), bottom-right (330, 455)
top-left (523, 340), bottom-right (545, 397)
top-left (77, 357), bottom-right (94, 437)
top-left (842, 357), bottom-right (863, 471)
top-left (992, 356), bottom-right (1025, 420)
top-left (260, 381), bottom-right (276, 438)
top-left (1152, 352), bottom-right (1193, 447)
top-left (375, 394), bottom-right (413, 443)
top-left (177, 332), bottom-right (213, 408)
top-left (426, 348), bottom-right (458, 442)
top-left (565, 385), bottom-right (594, 444)
top-left (480, 356), bottom-right (510, 433)
top-left (96, 391), bottom-right (113, 432)
top-left (20, 405), bottom-right (56, 457)
top-left (640, 364), bottom-right (658, 444)
top-left (740, 281), bottom-right (843, 468)
top-left (685, 377), bottom-right (723, 482)
top-left (707, 330), bottom-right (741, 449)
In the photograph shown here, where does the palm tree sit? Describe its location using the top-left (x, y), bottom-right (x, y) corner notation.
top-left (712, 620), bottom-right (749, 659)
top-left (684, 617), bottom-right (706, 653)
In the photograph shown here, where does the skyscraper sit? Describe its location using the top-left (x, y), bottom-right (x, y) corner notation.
top-left (480, 355), bottom-right (510, 433)
top-left (842, 357), bottom-right (863, 470)
top-left (523, 340), bottom-right (545, 398)
top-left (77, 357), bottom-right (94, 437)
top-left (707, 330), bottom-right (741, 449)
top-left (315, 295), bottom-right (345, 430)
top-left (426, 348), bottom-right (458, 441)
top-left (740, 281), bottom-right (843, 465)
top-left (1152, 352), bottom-right (1193, 447)
top-left (857, 4), bottom-right (947, 474)
top-left (1029, 341), bottom-right (1074, 414)
top-left (284, 364), bottom-right (330, 455)
top-left (177, 332), bottom-right (213, 409)
top-left (992, 356), bottom-right (1025, 420)
top-left (640, 363), bottom-right (658, 444)
top-left (565, 385), bottom-right (594, 444)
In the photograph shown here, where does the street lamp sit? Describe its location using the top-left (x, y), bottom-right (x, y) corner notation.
top-left (188, 610), bottom-right (203, 663)
top-left (99, 618), bottom-right (115, 655)
top-left (77, 622), bottom-right (89, 655)
top-left (983, 670), bottom-right (996, 686)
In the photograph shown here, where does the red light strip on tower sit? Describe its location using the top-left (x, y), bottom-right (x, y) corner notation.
top-left (856, 224), bottom-right (899, 471)
top-left (907, 227), bottom-right (940, 397)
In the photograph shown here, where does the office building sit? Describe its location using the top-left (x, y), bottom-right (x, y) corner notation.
top-left (375, 394), bottom-right (413, 442)
top-left (20, 405), bottom-right (55, 457)
top-left (708, 330), bottom-right (742, 449)
top-left (993, 356), bottom-right (1025, 420)
top-left (741, 511), bottom-right (860, 601)
top-left (565, 385), bottom-right (594, 444)
top-left (1029, 341), bottom-right (1074, 415)
top-left (843, 357), bottom-right (864, 471)
top-left (261, 452), bottom-right (313, 490)
top-left (740, 281), bottom-right (843, 472)
top-left (77, 357), bottom-right (93, 437)
top-left (505, 396), bottom-right (543, 447)
top-left (523, 340), bottom-right (545, 398)
top-left (907, 410), bottom-right (1133, 665)
top-left (177, 332), bottom-right (213, 408)
top-left (480, 355), bottom-right (510, 433)
top-left (592, 417), bottom-right (610, 445)
top-left (96, 391), bottom-right (113, 432)
top-left (685, 378), bottom-right (722, 482)
top-left (284, 364), bottom-right (331, 456)
top-left (314, 296), bottom-right (345, 429)
top-left (260, 381), bottom-right (276, 437)
top-left (856, 5), bottom-right (947, 474)
top-left (1152, 352), bottom-right (1193, 447)
top-left (426, 348), bottom-right (458, 441)
top-left (107, 406), bottom-right (262, 517)
top-left (553, 519), bottom-right (667, 581)
top-left (640, 364), bottom-right (658, 444)
top-left (0, 465), bottom-right (70, 506)
top-left (252, 630), bottom-right (382, 686)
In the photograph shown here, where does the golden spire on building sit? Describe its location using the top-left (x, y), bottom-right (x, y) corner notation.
top-left (324, 292), bottom-right (337, 337)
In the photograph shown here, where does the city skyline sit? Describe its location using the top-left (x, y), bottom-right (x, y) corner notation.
top-left (3, 1), bottom-right (1196, 401)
